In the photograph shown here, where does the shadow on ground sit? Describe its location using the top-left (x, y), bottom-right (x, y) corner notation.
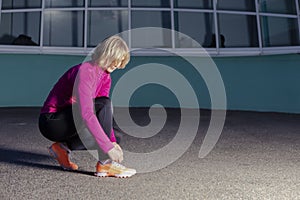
top-left (0, 147), bottom-right (94, 176)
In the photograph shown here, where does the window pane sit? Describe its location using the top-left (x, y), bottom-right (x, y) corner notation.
top-left (218, 14), bottom-right (258, 47)
top-left (89, 0), bottom-right (128, 7)
top-left (131, 11), bottom-right (171, 48)
top-left (131, 0), bottom-right (170, 7)
top-left (260, 16), bottom-right (299, 47)
top-left (45, 0), bottom-right (84, 8)
top-left (43, 11), bottom-right (84, 47)
top-left (2, 0), bottom-right (41, 9)
top-left (174, 0), bottom-right (213, 9)
top-left (259, 0), bottom-right (296, 14)
top-left (88, 10), bottom-right (128, 47)
top-left (217, 0), bottom-right (255, 12)
top-left (174, 12), bottom-right (215, 48)
top-left (0, 12), bottom-right (40, 45)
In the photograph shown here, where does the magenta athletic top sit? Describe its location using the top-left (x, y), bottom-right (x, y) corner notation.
top-left (41, 61), bottom-right (116, 153)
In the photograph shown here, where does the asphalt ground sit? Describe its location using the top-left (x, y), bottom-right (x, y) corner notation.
top-left (1, 107), bottom-right (299, 200)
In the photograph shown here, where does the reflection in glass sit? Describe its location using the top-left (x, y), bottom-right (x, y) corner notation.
top-left (260, 16), bottom-right (299, 47)
top-left (89, 0), bottom-right (128, 7)
top-left (131, 0), bottom-right (170, 7)
top-left (259, 0), bottom-right (296, 14)
top-left (2, 0), bottom-right (41, 9)
top-left (0, 12), bottom-right (40, 45)
top-left (174, 12), bottom-right (214, 48)
top-left (174, 0), bottom-right (213, 9)
top-left (218, 14), bottom-right (258, 47)
top-left (45, 0), bottom-right (84, 8)
top-left (88, 10), bottom-right (128, 47)
top-left (217, 0), bottom-right (255, 11)
top-left (131, 11), bottom-right (171, 48)
top-left (43, 11), bottom-right (84, 47)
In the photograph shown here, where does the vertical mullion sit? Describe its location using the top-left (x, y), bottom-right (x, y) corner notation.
top-left (255, 0), bottom-right (263, 53)
top-left (128, 0), bottom-right (131, 49)
top-left (10, 0), bottom-right (13, 39)
top-left (40, 0), bottom-right (45, 52)
top-left (170, 0), bottom-right (175, 49)
top-left (0, 0), bottom-right (2, 23)
top-left (84, 0), bottom-right (88, 52)
top-left (213, 0), bottom-right (219, 54)
top-left (295, 0), bottom-right (300, 42)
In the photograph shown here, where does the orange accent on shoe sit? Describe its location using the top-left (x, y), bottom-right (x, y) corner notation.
top-left (48, 142), bottom-right (78, 171)
top-left (95, 160), bottom-right (136, 178)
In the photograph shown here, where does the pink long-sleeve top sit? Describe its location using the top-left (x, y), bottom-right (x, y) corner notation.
top-left (41, 61), bottom-right (116, 153)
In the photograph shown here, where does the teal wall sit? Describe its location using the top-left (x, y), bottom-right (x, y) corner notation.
top-left (0, 53), bottom-right (299, 113)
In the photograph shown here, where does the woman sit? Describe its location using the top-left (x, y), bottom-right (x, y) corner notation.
top-left (38, 36), bottom-right (136, 178)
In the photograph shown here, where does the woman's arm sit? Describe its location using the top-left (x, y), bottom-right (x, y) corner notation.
top-left (97, 74), bottom-right (117, 143)
top-left (75, 67), bottom-right (114, 153)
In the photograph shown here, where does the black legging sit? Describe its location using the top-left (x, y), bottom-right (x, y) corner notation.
top-left (38, 97), bottom-right (118, 151)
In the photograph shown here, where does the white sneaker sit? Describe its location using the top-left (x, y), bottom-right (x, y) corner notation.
top-left (95, 160), bottom-right (136, 178)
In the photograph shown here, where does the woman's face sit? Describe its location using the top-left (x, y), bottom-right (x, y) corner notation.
top-left (106, 57), bottom-right (125, 73)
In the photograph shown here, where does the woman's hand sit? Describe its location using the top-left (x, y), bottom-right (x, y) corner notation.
top-left (107, 143), bottom-right (123, 163)
top-left (112, 142), bottom-right (123, 155)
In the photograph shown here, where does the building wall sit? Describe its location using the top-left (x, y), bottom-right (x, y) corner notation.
top-left (0, 53), bottom-right (299, 113)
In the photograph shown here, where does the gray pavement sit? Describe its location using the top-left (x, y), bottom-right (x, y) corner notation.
top-left (1, 107), bottom-right (300, 200)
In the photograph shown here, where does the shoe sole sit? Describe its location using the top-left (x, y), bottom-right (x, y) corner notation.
top-left (48, 147), bottom-right (77, 171)
top-left (94, 172), bottom-right (136, 178)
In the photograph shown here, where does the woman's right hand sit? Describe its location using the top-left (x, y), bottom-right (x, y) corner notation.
top-left (112, 142), bottom-right (123, 155)
top-left (107, 145), bottom-right (123, 163)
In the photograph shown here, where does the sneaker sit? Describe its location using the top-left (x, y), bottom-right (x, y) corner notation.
top-left (48, 142), bottom-right (78, 171)
top-left (95, 160), bottom-right (136, 178)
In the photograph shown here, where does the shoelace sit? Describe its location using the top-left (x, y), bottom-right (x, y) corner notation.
top-left (59, 143), bottom-right (71, 154)
top-left (111, 161), bottom-right (126, 169)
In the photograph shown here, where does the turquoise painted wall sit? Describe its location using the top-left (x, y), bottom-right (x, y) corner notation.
top-left (0, 53), bottom-right (299, 113)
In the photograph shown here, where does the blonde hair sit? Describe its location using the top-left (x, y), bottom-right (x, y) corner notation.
top-left (92, 35), bottom-right (130, 69)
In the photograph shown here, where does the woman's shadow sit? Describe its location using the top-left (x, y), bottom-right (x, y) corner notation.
top-left (0, 147), bottom-right (94, 176)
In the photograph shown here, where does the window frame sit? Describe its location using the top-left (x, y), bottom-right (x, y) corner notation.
top-left (0, 0), bottom-right (299, 57)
